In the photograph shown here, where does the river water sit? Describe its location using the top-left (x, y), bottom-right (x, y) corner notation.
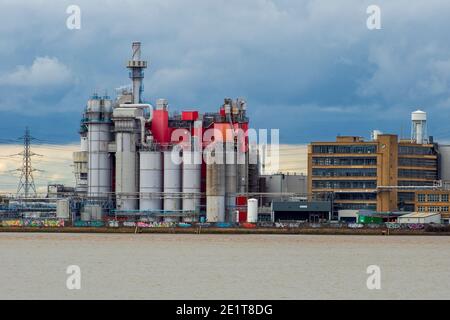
top-left (0, 233), bottom-right (449, 300)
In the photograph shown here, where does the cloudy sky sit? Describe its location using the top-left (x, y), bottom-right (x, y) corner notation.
top-left (1, 0), bottom-right (450, 190)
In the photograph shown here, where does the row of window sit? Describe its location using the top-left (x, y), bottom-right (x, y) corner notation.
top-left (398, 181), bottom-right (435, 187)
top-left (398, 158), bottom-right (437, 167)
top-left (312, 145), bottom-right (377, 154)
top-left (335, 203), bottom-right (377, 211)
top-left (417, 193), bottom-right (450, 203)
top-left (312, 168), bottom-right (377, 177)
top-left (398, 192), bottom-right (415, 202)
top-left (398, 146), bottom-right (435, 155)
top-left (312, 145), bottom-right (434, 155)
top-left (398, 169), bottom-right (437, 179)
top-left (312, 180), bottom-right (377, 189)
top-left (312, 157), bottom-right (377, 166)
top-left (334, 192), bottom-right (377, 201)
top-left (418, 206), bottom-right (449, 213)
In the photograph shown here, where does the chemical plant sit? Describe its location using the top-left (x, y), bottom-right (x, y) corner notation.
top-left (71, 41), bottom-right (258, 224)
top-left (3, 41), bottom-right (450, 231)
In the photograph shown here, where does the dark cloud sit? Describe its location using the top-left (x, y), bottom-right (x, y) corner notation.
top-left (0, 0), bottom-right (450, 143)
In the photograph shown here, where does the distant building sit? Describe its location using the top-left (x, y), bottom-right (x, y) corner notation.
top-left (308, 134), bottom-right (438, 217)
top-left (258, 173), bottom-right (307, 206)
top-left (47, 184), bottom-right (75, 199)
top-left (414, 190), bottom-right (450, 223)
top-left (271, 200), bottom-right (332, 222)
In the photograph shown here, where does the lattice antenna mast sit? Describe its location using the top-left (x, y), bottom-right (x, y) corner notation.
top-left (16, 127), bottom-right (40, 198)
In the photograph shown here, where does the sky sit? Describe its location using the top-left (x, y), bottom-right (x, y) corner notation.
top-left (1, 0), bottom-right (450, 190)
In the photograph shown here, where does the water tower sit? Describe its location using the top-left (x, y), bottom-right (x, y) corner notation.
top-left (411, 110), bottom-right (427, 144)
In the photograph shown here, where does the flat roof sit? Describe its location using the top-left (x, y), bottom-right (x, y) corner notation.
top-left (399, 212), bottom-right (441, 218)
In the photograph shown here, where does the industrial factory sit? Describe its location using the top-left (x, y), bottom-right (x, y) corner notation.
top-left (72, 41), bottom-right (256, 224)
top-left (3, 41), bottom-right (450, 231)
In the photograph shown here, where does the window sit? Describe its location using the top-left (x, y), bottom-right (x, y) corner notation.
top-left (427, 194), bottom-right (440, 202)
top-left (398, 146), bottom-right (435, 155)
top-left (429, 206), bottom-right (439, 212)
top-left (398, 169), bottom-right (437, 179)
top-left (312, 157), bottom-right (377, 166)
top-left (442, 194), bottom-right (449, 202)
top-left (312, 168), bottom-right (377, 177)
top-left (312, 145), bottom-right (377, 154)
top-left (312, 180), bottom-right (377, 189)
top-left (398, 158), bottom-right (437, 167)
top-left (417, 194), bottom-right (426, 203)
top-left (441, 206), bottom-right (449, 212)
top-left (418, 206), bottom-right (426, 212)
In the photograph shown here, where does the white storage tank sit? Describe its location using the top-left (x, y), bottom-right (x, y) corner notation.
top-left (182, 151), bottom-right (201, 222)
top-left (163, 150), bottom-right (182, 222)
top-left (411, 110), bottom-right (427, 144)
top-left (247, 198), bottom-right (258, 223)
top-left (139, 151), bottom-right (163, 220)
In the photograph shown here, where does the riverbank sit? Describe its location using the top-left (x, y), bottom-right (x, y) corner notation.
top-left (1, 226), bottom-right (450, 235)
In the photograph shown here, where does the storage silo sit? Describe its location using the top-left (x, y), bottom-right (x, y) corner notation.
top-left (163, 150), bottom-right (182, 222)
top-left (247, 198), bottom-right (258, 223)
top-left (206, 146), bottom-right (226, 222)
top-left (114, 107), bottom-right (141, 211)
top-left (139, 151), bottom-right (163, 220)
top-left (87, 96), bottom-right (113, 198)
top-left (411, 110), bottom-right (427, 144)
top-left (182, 151), bottom-right (201, 222)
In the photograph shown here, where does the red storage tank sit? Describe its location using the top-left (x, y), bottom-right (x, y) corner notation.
top-left (236, 196), bottom-right (248, 222)
top-left (239, 211), bottom-right (248, 223)
top-left (152, 109), bottom-right (170, 144)
top-left (236, 196), bottom-right (247, 206)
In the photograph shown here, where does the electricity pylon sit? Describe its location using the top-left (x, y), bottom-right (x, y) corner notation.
top-left (16, 127), bottom-right (41, 198)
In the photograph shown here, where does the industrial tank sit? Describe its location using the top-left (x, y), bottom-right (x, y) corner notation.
top-left (139, 151), bottom-right (162, 219)
top-left (411, 110), bottom-right (427, 144)
top-left (182, 151), bottom-right (201, 222)
top-left (163, 150), bottom-right (181, 221)
top-left (115, 129), bottom-right (138, 210)
top-left (247, 198), bottom-right (258, 223)
top-left (87, 96), bottom-right (113, 198)
top-left (206, 146), bottom-right (226, 222)
top-left (113, 107), bottom-right (142, 211)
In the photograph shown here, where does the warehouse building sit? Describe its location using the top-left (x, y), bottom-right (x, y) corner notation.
top-left (397, 212), bottom-right (441, 224)
top-left (272, 200), bottom-right (332, 222)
